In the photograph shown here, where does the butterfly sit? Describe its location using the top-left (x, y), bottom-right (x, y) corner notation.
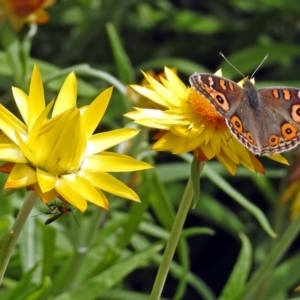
top-left (189, 72), bottom-right (300, 156)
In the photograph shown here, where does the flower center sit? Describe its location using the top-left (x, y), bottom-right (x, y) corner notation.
top-left (188, 88), bottom-right (226, 126)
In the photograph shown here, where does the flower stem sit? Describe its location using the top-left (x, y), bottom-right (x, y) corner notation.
top-left (150, 163), bottom-right (204, 300)
top-left (0, 191), bottom-right (37, 285)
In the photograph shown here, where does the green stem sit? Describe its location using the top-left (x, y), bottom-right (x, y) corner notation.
top-left (150, 163), bottom-right (204, 300)
top-left (0, 191), bottom-right (37, 285)
top-left (241, 213), bottom-right (300, 300)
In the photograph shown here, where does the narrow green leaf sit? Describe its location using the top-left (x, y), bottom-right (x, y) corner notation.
top-left (0, 230), bottom-right (14, 276)
top-left (204, 165), bottom-right (276, 238)
top-left (219, 234), bottom-right (252, 300)
top-left (1, 265), bottom-right (38, 300)
top-left (148, 170), bottom-right (175, 230)
top-left (194, 194), bottom-right (246, 234)
top-left (56, 244), bottom-right (163, 300)
top-left (156, 162), bottom-right (190, 183)
top-left (241, 215), bottom-right (300, 300)
top-left (42, 226), bottom-right (56, 277)
top-left (267, 253), bottom-right (300, 298)
top-left (106, 22), bottom-right (134, 84)
top-left (117, 173), bottom-right (151, 248)
top-left (0, 24), bottom-right (24, 87)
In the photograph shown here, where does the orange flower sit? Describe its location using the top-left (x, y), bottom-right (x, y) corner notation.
top-left (0, 0), bottom-right (55, 31)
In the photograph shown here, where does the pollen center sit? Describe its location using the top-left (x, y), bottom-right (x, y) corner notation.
top-left (189, 89), bottom-right (226, 125)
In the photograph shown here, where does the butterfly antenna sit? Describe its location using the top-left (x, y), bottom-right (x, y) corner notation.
top-left (250, 53), bottom-right (269, 79)
top-left (219, 52), bottom-right (245, 78)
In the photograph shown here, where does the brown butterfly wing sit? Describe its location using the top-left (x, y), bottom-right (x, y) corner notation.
top-left (189, 74), bottom-right (244, 118)
top-left (257, 87), bottom-right (300, 155)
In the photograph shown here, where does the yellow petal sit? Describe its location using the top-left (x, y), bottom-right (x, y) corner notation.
top-left (81, 170), bottom-right (140, 201)
top-left (27, 100), bottom-right (54, 147)
top-left (12, 87), bottom-right (28, 125)
top-left (33, 182), bottom-right (59, 204)
top-left (61, 174), bottom-right (109, 209)
top-left (82, 153), bottom-right (153, 172)
top-left (280, 181), bottom-right (299, 202)
top-left (81, 87), bottom-right (113, 138)
top-left (0, 143), bottom-right (27, 163)
top-left (28, 65), bottom-right (45, 131)
top-left (5, 164), bottom-right (37, 189)
top-left (37, 168), bottom-right (57, 193)
top-left (130, 85), bottom-right (169, 108)
top-left (0, 105), bottom-right (27, 144)
top-left (217, 151), bottom-right (237, 175)
top-left (267, 153), bottom-right (289, 165)
top-left (15, 131), bottom-right (37, 165)
top-left (86, 128), bottom-right (139, 155)
top-left (35, 108), bottom-right (86, 175)
top-left (55, 178), bottom-right (87, 212)
top-left (52, 72), bottom-right (77, 117)
top-left (164, 67), bottom-right (187, 96)
top-left (214, 69), bottom-right (222, 76)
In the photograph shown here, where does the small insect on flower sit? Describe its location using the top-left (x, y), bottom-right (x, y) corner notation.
top-left (32, 203), bottom-right (80, 227)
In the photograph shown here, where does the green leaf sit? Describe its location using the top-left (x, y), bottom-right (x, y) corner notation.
top-left (1, 265), bottom-right (38, 300)
top-left (203, 165), bottom-right (276, 238)
top-left (117, 171), bottom-right (151, 249)
top-left (148, 170), bottom-right (176, 230)
top-left (219, 233), bottom-right (252, 300)
top-left (241, 215), bottom-right (300, 300)
top-left (0, 24), bottom-right (24, 88)
top-left (55, 244), bottom-right (163, 300)
top-left (42, 226), bottom-right (56, 277)
top-left (0, 216), bottom-right (14, 238)
top-left (220, 44), bottom-right (300, 79)
top-left (194, 194), bottom-right (246, 235)
top-left (106, 22), bottom-right (134, 84)
top-left (267, 253), bottom-right (300, 298)
top-left (156, 162), bottom-right (190, 183)
top-left (170, 11), bottom-right (222, 34)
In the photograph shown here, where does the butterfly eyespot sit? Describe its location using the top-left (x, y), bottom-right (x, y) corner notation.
top-left (281, 123), bottom-right (298, 140)
top-left (245, 132), bottom-right (254, 144)
top-left (291, 104), bottom-right (300, 123)
top-left (211, 91), bottom-right (230, 111)
top-left (229, 115), bottom-right (243, 133)
top-left (268, 135), bottom-right (279, 146)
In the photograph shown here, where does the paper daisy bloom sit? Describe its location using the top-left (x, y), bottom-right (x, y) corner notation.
top-left (0, 65), bottom-right (152, 212)
top-left (0, 0), bottom-right (55, 31)
top-left (125, 67), bottom-right (267, 175)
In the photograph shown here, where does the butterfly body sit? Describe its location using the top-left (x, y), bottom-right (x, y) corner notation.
top-left (189, 73), bottom-right (300, 156)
